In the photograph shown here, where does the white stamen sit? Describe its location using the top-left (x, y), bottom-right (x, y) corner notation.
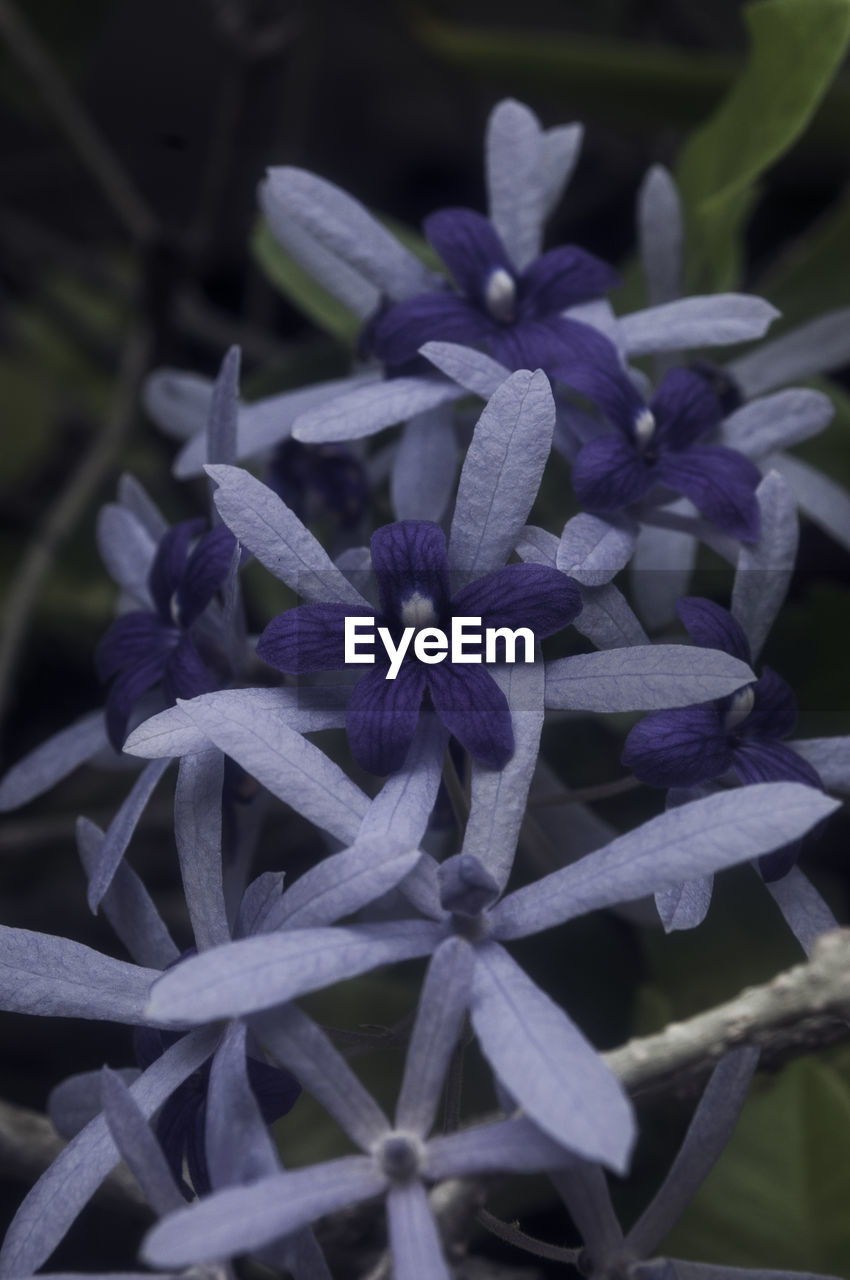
top-left (169, 593), bottom-right (182, 627)
top-left (724, 684), bottom-right (755, 732)
top-left (484, 267), bottom-right (516, 324)
top-left (400, 591), bottom-right (437, 629)
top-left (634, 408), bottom-right (656, 447)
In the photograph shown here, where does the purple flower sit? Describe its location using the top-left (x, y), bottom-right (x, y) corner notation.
top-left (266, 438), bottom-right (370, 530)
top-left (96, 518), bottom-right (236, 749)
top-left (562, 361), bottom-right (762, 542)
top-left (622, 598), bottom-right (824, 878)
top-left (362, 207), bottom-right (620, 378)
top-left (257, 519), bottom-right (581, 775)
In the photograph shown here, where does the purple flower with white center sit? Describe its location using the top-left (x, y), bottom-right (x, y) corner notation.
top-left (266, 438), bottom-right (370, 530)
top-left (560, 357), bottom-right (762, 543)
top-left (362, 206), bottom-right (621, 380)
top-left (96, 517), bottom-right (237, 749)
top-left (256, 518), bottom-right (582, 775)
top-left (622, 598), bottom-right (824, 879)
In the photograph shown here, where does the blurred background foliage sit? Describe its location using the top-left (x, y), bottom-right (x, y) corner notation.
top-left (1, 1), bottom-right (849, 1274)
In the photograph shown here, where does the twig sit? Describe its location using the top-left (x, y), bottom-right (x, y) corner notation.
top-left (529, 775), bottom-right (641, 808)
top-left (604, 927), bottom-right (850, 1099)
top-left (0, 0), bottom-right (158, 244)
top-left (0, 328), bottom-right (151, 739)
top-left (476, 1209), bottom-right (580, 1265)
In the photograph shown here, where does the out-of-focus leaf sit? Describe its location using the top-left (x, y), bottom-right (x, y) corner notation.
top-left (661, 1057), bottom-right (850, 1276)
top-left (791, 378), bottom-right (850, 491)
top-left (678, 0), bottom-right (850, 291)
top-left (251, 218), bottom-right (361, 346)
top-left (0, 360), bottom-right (52, 486)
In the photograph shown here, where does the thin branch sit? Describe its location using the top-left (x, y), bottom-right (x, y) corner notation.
top-left (0, 327), bottom-right (151, 740)
top-left (529, 775), bottom-right (641, 808)
top-left (476, 1209), bottom-right (581, 1265)
top-left (604, 927), bottom-right (850, 1100)
top-left (0, 0), bottom-right (158, 244)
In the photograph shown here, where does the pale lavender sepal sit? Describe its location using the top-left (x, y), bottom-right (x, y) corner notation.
top-left (206, 1022), bottom-right (280, 1191)
top-left (765, 865), bottom-right (840, 956)
top-left (726, 306), bottom-right (850, 397)
top-left (625, 1046), bottom-right (759, 1257)
top-left (100, 1067), bottom-right (185, 1215)
top-left (174, 373), bottom-right (377, 476)
top-left (655, 875), bottom-right (714, 933)
top-left (485, 98), bottom-right (545, 270)
top-left (551, 1162), bottom-right (624, 1259)
top-left (262, 167), bottom-right (436, 302)
top-left (255, 1003), bottom-right (390, 1147)
top-left (398, 852), bottom-right (443, 919)
top-left (395, 937), bottom-right (475, 1136)
top-left (0, 1025), bottom-right (219, 1279)
top-left (49, 1068), bottom-right (139, 1141)
top-left (207, 345), bottom-right (240, 471)
top-left (668, 1261), bottom-right (844, 1280)
top-left (207, 463), bottom-right (370, 605)
top-left (765, 452), bottom-right (850, 553)
top-left (515, 523), bottom-right (559, 567)
top-left (117, 476), bottom-right (168, 549)
top-left (630, 516), bottom-right (697, 630)
top-left (461, 661), bottom-right (545, 891)
top-left (96, 504), bottom-right (157, 606)
top-left (491, 784), bottom-right (841, 942)
top-left (0, 710), bottom-right (108, 812)
top-left (174, 749), bottom-right (230, 951)
top-left (731, 471), bottom-right (798, 662)
top-left (76, 816), bottom-right (178, 971)
top-left (0, 925), bottom-right (159, 1022)
top-left (544, 645), bottom-right (754, 713)
top-left (175, 691), bottom-right (368, 843)
top-left (638, 165), bottom-right (682, 307)
top-left (146, 920), bottom-right (443, 1025)
top-left (236, 871), bottom-right (284, 938)
top-left (540, 121), bottom-right (583, 220)
top-left (387, 1181), bottom-right (450, 1280)
top-left (790, 738), bottom-right (850, 795)
top-left (719, 389), bottom-right (834, 459)
top-left (426, 1115), bottom-right (573, 1179)
top-left (143, 368), bottom-right (217, 441)
top-left (292, 376), bottom-right (464, 444)
top-left (357, 715), bottom-right (447, 849)
top-left (574, 583), bottom-right (650, 651)
top-left (391, 403), bottom-right (457, 522)
top-left (470, 942), bottom-right (635, 1171)
top-left (448, 369), bottom-right (555, 583)
top-left (87, 757), bottom-right (172, 912)
top-left (124, 685), bottom-right (349, 759)
top-left (419, 340), bottom-right (510, 398)
top-left (143, 1156), bottom-right (385, 1267)
top-left (620, 296), bottom-right (779, 356)
top-left (557, 512), bottom-right (636, 586)
top-left (266, 836), bottom-right (421, 931)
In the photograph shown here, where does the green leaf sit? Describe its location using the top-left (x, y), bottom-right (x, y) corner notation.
top-left (661, 1057), bottom-right (850, 1276)
top-left (251, 218), bottom-right (361, 346)
top-left (678, 0), bottom-right (850, 291)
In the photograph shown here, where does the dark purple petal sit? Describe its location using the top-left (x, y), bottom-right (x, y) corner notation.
top-left (185, 1098), bottom-right (211, 1195)
top-left (519, 246), bottom-right (620, 316)
top-left (424, 207), bottom-right (514, 297)
top-left (650, 367), bottom-right (722, 450)
top-left (452, 563), bottom-right (582, 637)
top-left (539, 320), bottom-right (643, 428)
top-left (622, 705), bottom-right (733, 788)
top-left (96, 612), bottom-right (172, 681)
top-left (246, 1054), bottom-right (302, 1124)
top-left (572, 434), bottom-right (653, 512)
top-left (655, 446), bottom-right (761, 542)
top-left (676, 598), bottom-right (752, 664)
top-left (149, 519), bottom-right (206, 621)
top-left (346, 661), bottom-right (427, 775)
top-left (105, 652), bottom-right (169, 749)
top-left (732, 739), bottom-right (823, 789)
top-left (177, 525), bottom-right (237, 626)
top-left (163, 634), bottom-right (219, 703)
top-left (156, 1084), bottom-right (203, 1200)
top-left (371, 520), bottom-right (451, 620)
top-left (739, 666), bottom-right (798, 739)
top-left (258, 603), bottom-right (374, 673)
top-left (491, 315), bottom-right (628, 395)
top-left (370, 293), bottom-right (493, 368)
top-left (428, 663), bottom-right (514, 769)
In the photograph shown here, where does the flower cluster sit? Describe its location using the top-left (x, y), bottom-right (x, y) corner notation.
top-left (1, 97), bottom-right (849, 1280)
